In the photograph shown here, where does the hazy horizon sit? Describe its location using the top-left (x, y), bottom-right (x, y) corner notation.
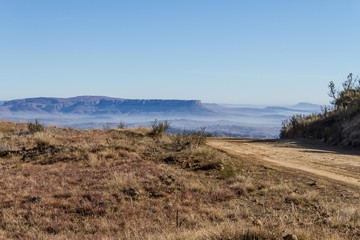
top-left (0, 95), bottom-right (326, 107)
top-left (1, 1), bottom-right (359, 105)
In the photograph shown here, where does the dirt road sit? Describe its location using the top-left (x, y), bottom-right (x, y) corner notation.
top-left (208, 138), bottom-right (360, 187)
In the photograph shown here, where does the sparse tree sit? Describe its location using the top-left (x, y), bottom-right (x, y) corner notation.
top-left (328, 73), bottom-right (360, 110)
top-left (117, 121), bottom-right (127, 129)
top-left (342, 73), bottom-right (356, 91)
top-left (328, 81), bottom-right (338, 105)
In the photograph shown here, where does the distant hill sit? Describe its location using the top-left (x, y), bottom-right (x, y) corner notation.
top-left (0, 96), bottom-right (212, 115)
top-left (204, 103), bottom-right (320, 116)
top-left (292, 102), bottom-right (321, 111)
top-left (293, 102), bottom-right (320, 108)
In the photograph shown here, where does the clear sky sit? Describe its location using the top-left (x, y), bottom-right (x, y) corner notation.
top-left (1, 0), bottom-right (359, 105)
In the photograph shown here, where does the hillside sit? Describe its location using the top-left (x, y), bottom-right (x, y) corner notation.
top-left (0, 121), bottom-right (359, 239)
top-left (280, 74), bottom-right (360, 148)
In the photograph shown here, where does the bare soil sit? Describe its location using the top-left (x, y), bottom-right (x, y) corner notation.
top-left (208, 138), bottom-right (360, 187)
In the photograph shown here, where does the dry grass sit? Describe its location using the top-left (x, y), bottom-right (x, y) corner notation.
top-left (0, 121), bottom-right (359, 239)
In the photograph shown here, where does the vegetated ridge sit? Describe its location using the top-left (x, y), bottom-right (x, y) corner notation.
top-left (280, 73), bottom-right (360, 148)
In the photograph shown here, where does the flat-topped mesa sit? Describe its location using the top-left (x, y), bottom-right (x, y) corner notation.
top-left (2, 96), bottom-right (208, 115)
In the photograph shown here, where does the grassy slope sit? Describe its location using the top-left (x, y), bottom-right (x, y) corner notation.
top-left (281, 111), bottom-right (360, 148)
top-left (280, 77), bottom-right (360, 148)
top-left (0, 121), bottom-right (359, 239)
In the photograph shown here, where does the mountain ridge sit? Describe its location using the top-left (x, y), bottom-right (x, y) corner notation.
top-left (1, 96), bottom-right (209, 115)
top-left (0, 96), bottom-right (322, 138)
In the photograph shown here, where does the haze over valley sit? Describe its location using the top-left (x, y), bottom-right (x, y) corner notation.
top-left (0, 96), bottom-right (321, 138)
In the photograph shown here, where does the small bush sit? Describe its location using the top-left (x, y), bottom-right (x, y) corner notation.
top-left (28, 120), bottom-right (45, 134)
top-left (170, 128), bottom-right (208, 151)
top-left (220, 164), bottom-right (243, 179)
top-left (149, 119), bottom-right (170, 138)
top-left (34, 132), bottom-right (55, 147)
top-left (117, 121), bottom-right (127, 129)
top-left (108, 172), bottom-right (142, 199)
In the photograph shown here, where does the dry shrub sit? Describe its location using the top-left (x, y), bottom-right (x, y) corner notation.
top-left (268, 183), bottom-right (291, 193)
top-left (0, 121), bottom-right (16, 134)
top-left (108, 172), bottom-right (143, 199)
top-left (179, 146), bottom-right (225, 171)
top-left (185, 180), bottom-right (206, 193)
top-left (206, 187), bottom-right (235, 203)
top-left (284, 191), bottom-right (320, 206)
top-left (228, 175), bottom-right (254, 196)
top-left (327, 206), bottom-right (360, 228)
top-left (220, 164), bottom-right (242, 179)
top-left (148, 119), bottom-right (170, 138)
top-left (28, 120), bottom-right (45, 134)
top-left (170, 130), bottom-right (207, 151)
top-left (86, 153), bottom-right (102, 167)
top-left (191, 147), bottom-right (218, 162)
top-left (155, 223), bottom-right (275, 240)
top-left (117, 149), bottom-right (141, 162)
top-left (34, 132), bottom-right (56, 147)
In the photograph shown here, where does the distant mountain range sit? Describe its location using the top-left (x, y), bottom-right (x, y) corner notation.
top-left (0, 96), bottom-right (211, 115)
top-left (204, 102), bottom-right (321, 117)
top-left (0, 96), bottom-right (322, 138)
top-left (0, 96), bottom-right (321, 116)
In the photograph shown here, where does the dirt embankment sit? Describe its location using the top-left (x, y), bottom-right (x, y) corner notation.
top-left (208, 138), bottom-right (360, 187)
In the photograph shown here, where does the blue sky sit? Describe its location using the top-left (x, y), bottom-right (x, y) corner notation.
top-left (0, 0), bottom-right (359, 105)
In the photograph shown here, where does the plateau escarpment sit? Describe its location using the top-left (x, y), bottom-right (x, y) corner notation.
top-left (1, 96), bottom-right (210, 115)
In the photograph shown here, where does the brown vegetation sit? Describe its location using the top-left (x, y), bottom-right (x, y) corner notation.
top-left (0, 121), bottom-right (359, 239)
